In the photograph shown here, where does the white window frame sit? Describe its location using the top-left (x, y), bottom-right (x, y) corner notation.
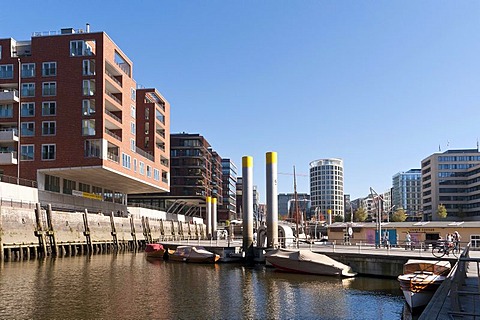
top-left (82, 119), bottom-right (95, 136)
top-left (21, 83), bottom-right (35, 97)
top-left (21, 122), bottom-right (35, 136)
top-left (82, 59), bottom-right (95, 76)
top-left (42, 62), bottom-right (57, 77)
top-left (21, 63), bottom-right (35, 78)
top-left (0, 104), bottom-right (13, 118)
top-left (122, 153), bottom-right (131, 169)
top-left (42, 82), bottom-right (57, 96)
top-left (42, 121), bottom-right (56, 136)
top-left (41, 144), bottom-right (56, 160)
top-left (21, 102), bottom-right (35, 117)
top-left (20, 144), bottom-right (34, 161)
top-left (83, 80), bottom-right (95, 96)
top-left (42, 101), bottom-right (56, 116)
top-left (0, 64), bottom-right (13, 79)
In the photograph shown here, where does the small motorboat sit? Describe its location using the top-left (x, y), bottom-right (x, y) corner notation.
top-left (398, 259), bottom-right (451, 309)
top-left (265, 248), bottom-right (357, 277)
top-left (145, 243), bottom-right (167, 259)
top-left (166, 245), bottom-right (220, 263)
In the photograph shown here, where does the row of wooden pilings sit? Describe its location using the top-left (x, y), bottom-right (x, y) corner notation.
top-left (0, 203), bottom-right (155, 262)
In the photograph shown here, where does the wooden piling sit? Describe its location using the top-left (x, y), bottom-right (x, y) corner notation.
top-left (46, 204), bottom-right (58, 257)
top-left (110, 212), bottom-right (118, 250)
top-left (34, 203), bottom-right (47, 257)
top-left (130, 215), bottom-right (137, 250)
top-left (82, 209), bottom-right (93, 254)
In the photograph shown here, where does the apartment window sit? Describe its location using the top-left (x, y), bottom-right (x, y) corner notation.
top-left (130, 88), bottom-right (136, 101)
top-left (41, 144), bottom-right (56, 160)
top-left (20, 145), bottom-right (34, 161)
top-left (21, 102), bottom-right (35, 117)
top-left (42, 62), bottom-right (57, 76)
top-left (45, 174), bottom-right (60, 192)
top-left (0, 64), bottom-right (13, 79)
top-left (42, 121), bottom-right (56, 135)
top-left (21, 83), bottom-right (35, 97)
top-left (21, 122), bottom-right (35, 136)
top-left (133, 159), bottom-right (137, 172)
top-left (144, 137), bottom-right (149, 148)
top-left (146, 165), bottom-right (152, 178)
top-left (145, 122), bottom-right (149, 134)
top-left (122, 153), bottom-right (131, 169)
top-left (130, 122), bottom-right (135, 134)
top-left (84, 139), bottom-right (101, 158)
top-left (145, 107), bottom-right (149, 120)
top-left (63, 178), bottom-right (76, 195)
top-left (42, 82), bottom-right (56, 96)
top-left (131, 105), bottom-right (136, 118)
top-left (0, 45), bottom-right (2, 60)
top-left (92, 186), bottom-right (102, 197)
top-left (82, 99), bottom-right (95, 115)
top-left (131, 139), bottom-right (136, 151)
top-left (139, 162), bottom-right (145, 175)
top-left (83, 80), bottom-right (95, 96)
top-left (70, 40), bottom-right (94, 56)
top-left (42, 101), bottom-right (56, 116)
top-left (156, 109), bottom-right (165, 123)
top-left (79, 183), bottom-right (90, 193)
top-left (82, 119), bottom-right (95, 136)
top-left (154, 169), bottom-right (160, 181)
top-left (0, 104), bottom-right (13, 118)
top-left (82, 59), bottom-right (95, 75)
top-left (21, 63), bottom-right (35, 78)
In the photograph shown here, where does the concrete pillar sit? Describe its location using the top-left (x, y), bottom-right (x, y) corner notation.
top-left (266, 152), bottom-right (278, 248)
top-left (206, 196), bottom-right (212, 239)
top-left (212, 197), bottom-right (217, 237)
top-left (242, 156), bottom-right (254, 259)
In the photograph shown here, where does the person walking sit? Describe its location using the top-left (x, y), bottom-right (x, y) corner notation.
top-left (405, 231), bottom-right (412, 250)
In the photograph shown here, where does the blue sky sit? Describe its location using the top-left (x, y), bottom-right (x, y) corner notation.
top-left (2, 1), bottom-right (479, 201)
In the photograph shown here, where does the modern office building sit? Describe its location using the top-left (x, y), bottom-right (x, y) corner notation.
top-left (0, 26), bottom-right (170, 213)
top-left (278, 193), bottom-right (310, 219)
top-left (309, 158), bottom-right (344, 221)
top-left (235, 176), bottom-right (243, 220)
top-left (421, 149), bottom-right (480, 221)
top-left (392, 169), bottom-right (422, 219)
top-left (219, 158), bottom-right (237, 222)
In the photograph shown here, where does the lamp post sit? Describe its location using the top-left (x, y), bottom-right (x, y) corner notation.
top-left (17, 58), bottom-right (21, 184)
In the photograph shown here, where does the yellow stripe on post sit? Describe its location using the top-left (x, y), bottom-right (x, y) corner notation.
top-left (206, 196), bottom-right (212, 203)
top-left (266, 152), bottom-right (277, 164)
top-left (242, 156), bottom-right (253, 168)
top-left (212, 198), bottom-right (217, 204)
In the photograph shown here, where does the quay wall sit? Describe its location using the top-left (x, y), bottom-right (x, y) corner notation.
top-left (0, 206), bottom-right (207, 261)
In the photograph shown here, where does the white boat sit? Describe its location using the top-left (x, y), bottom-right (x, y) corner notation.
top-left (265, 248), bottom-right (357, 277)
top-left (397, 259), bottom-right (451, 309)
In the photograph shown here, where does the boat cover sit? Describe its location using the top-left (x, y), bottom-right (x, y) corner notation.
top-left (403, 260), bottom-right (451, 275)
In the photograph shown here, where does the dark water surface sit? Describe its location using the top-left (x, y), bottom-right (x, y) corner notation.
top-left (0, 252), bottom-right (406, 319)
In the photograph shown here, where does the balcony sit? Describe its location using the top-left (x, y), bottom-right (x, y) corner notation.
top-left (105, 128), bottom-right (122, 142)
top-left (0, 129), bottom-right (18, 142)
top-left (0, 90), bottom-right (20, 103)
top-left (105, 109), bottom-right (122, 124)
top-left (105, 69), bottom-right (122, 87)
top-left (105, 89), bottom-right (122, 105)
top-left (0, 151), bottom-right (17, 165)
top-left (135, 147), bottom-right (154, 162)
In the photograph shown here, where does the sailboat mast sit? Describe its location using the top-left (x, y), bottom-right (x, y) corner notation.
top-left (294, 166), bottom-right (299, 244)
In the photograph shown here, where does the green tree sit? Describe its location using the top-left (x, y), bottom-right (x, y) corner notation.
top-left (391, 208), bottom-right (407, 222)
top-left (437, 204), bottom-right (448, 219)
top-left (354, 207), bottom-right (368, 222)
top-left (334, 215), bottom-right (344, 223)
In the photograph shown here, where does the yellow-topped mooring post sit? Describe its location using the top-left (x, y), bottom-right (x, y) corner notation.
top-left (266, 152), bottom-right (278, 248)
top-left (212, 197), bottom-right (217, 238)
top-left (206, 196), bottom-right (212, 239)
top-left (242, 156), bottom-right (254, 260)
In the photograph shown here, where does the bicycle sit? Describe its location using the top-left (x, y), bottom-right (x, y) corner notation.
top-left (432, 241), bottom-right (459, 258)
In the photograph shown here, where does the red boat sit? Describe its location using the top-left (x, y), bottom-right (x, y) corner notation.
top-left (145, 243), bottom-right (167, 259)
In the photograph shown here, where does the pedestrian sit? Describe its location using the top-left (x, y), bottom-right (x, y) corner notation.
top-left (405, 231), bottom-right (412, 250)
top-left (383, 230), bottom-right (389, 248)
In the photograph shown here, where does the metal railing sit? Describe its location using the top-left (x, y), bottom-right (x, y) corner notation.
top-left (105, 128), bottom-right (122, 142)
top-left (105, 90), bottom-right (121, 105)
top-left (105, 69), bottom-right (122, 87)
top-left (105, 109), bottom-right (122, 123)
top-left (0, 173), bottom-right (37, 188)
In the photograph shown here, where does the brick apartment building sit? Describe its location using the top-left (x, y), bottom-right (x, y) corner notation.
top-left (0, 26), bottom-right (170, 213)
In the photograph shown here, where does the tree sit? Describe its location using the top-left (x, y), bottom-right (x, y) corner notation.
top-left (437, 204), bottom-right (448, 219)
top-left (391, 208), bottom-right (407, 222)
top-left (334, 215), bottom-right (344, 223)
top-left (354, 207), bottom-right (368, 222)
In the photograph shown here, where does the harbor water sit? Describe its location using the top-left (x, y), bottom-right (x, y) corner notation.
top-left (0, 252), bottom-right (406, 319)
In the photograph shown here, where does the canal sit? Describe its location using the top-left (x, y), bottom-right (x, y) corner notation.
top-left (0, 252), bottom-right (406, 319)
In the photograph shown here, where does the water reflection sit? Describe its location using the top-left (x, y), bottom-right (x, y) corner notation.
top-left (0, 253), bottom-right (404, 319)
